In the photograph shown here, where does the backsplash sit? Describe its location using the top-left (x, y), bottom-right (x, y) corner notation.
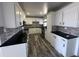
top-left (52, 26), bottom-right (59, 31)
top-left (52, 26), bottom-right (79, 36)
top-left (6, 27), bottom-right (22, 33)
top-left (0, 27), bottom-right (22, 34)
top-left (0, 27), bottom-right (4, 34)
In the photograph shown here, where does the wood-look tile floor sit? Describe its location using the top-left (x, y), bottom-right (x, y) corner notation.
top-left (28, 34), bottom-right (63, 57)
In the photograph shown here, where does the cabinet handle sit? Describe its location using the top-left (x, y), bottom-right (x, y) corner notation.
top-left (62, 39), bottom-right (65, 41)
top-left (63, 44), bottom-right (65, 47)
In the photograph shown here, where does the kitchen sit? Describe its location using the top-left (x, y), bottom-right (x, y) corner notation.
top-left (0, 2), bottom-right (79, 57)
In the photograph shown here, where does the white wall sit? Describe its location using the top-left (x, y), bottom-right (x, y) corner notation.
top-left (25, 18), bottom-right (43, 24)
top-left (0, 3), bottom-right (4, 27)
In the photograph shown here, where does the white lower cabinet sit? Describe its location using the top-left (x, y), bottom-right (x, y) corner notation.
top-left (51, 33), bottom-right (78, 57)
top-left (57, 36), bottom-right (67, 56)
top-left (0, 48), bottom-right (3, 57)
top-left (50, 33), bottom-right (56, 48)
top-left (45, 31), bottom-right (54, 44)
top-left (45, 31), bottom-right (50, 42)
top-left (44, 31), bottom-right (78, 56)
top-left (0, 43), bottom-right (27, 57)
top-left (51, 34), bottom-right (67, 56)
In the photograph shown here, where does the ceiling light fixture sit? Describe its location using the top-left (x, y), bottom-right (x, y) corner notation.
top-left (43, 3), bottom-right (48, 14)
top-left (20, 12), bottom-right (22, 15)
top-left (23, 15), bottom-right (25, 19)
top-left (16, 11), bottom-right (19, 15)
top-left (27, 12), bottom-right (30, 15)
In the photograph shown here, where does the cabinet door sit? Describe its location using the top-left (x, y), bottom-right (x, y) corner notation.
top-left (1, 43), bottom-right (26, 57)
top-left (15, 3), bottom-right (20, 27)
top-left (2, 2), bottom-right (16, 28)
top-left (54, 35), bottom-right (63, 54)
top-left (45, 30), bottom-right (47, 40)
top-left (53, 35), bottom-right (67, 56)
top-left (46, 32), bottom-right (51, 43)
top-left (20, 10), bottom-right (25, 26)
top-left (20, 12), bottom-right (24, 26)
top-left (0, 3), bottom-right (4, 27)
top-left (0, 48), bottom-right (3, 57)
top-left (60, 38), bottom-right (67, 56)
top-left (55, 11), bottom-right (63, 26)
top-left (50, 34), bottom-right (56, 47)
top-left (63, 7), bottom-right (78, 27)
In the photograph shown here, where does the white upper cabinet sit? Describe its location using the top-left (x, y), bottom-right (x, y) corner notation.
top-left (2, 2), bottom-right (16, 28)
top-left (15, 3), bottom-right (25, 27)
top-left (63, 6), bottom-right (78, 27)
top-left (55, 2), bottom-right (79, 27)
top-left (0, 3), bottom-right (4, 27)
top-left (55, 10), bottom-right (63, 26)
top-left (19, 7), bottom-right (26, 26)
top-left (15, 3), bottom-right (21, 27)
top-left (2, 2), bottom-right (25, 28)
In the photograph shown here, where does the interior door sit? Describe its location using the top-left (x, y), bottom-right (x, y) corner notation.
top-left (15, 4), bottom-right (20, 27)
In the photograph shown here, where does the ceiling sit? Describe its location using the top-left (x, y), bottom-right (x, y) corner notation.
top-left (19, 2), bottom-right (71, 17)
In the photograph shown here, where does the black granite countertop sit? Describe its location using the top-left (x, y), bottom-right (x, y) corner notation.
top-left (0, 27), bottom-right (23, 45)
top-left (0, 29), bottom-right (27, 47)
top-left (52, 31), bottom-right (78, 39)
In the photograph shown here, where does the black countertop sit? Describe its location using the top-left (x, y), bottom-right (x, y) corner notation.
top-left (0, 30), bottom-right (27, 47)
top-left (52, 31), bottom-right (77, 39)
top-left (0, 27), bottom-right (27, 45)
